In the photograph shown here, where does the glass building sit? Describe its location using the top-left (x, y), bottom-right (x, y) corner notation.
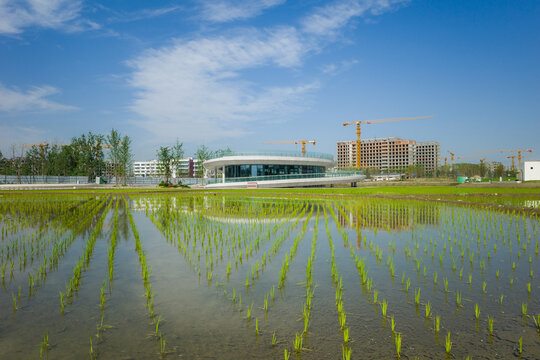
top-left (204, 151), bottom-right (335, 183)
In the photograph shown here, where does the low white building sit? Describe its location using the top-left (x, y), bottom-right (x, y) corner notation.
top-left (133, 158), bottom-right (199, 178)
top-left (523, 161), bottom-right (540, 181)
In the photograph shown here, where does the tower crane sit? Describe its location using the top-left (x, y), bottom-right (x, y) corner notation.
top-left (441, 157), bottom-right (448, 167)
top-left (507, 156), bottom-right (516, 171)
top-left (480, 157), bottom-right (486, 165)
top-left (444, 154), bottom-right (479, 171)
top-left (342, 115), bottom-right (435, 168)
top-left (262, 140), bottom-right (316, 155)
top-left (479, 149), bottom-right (532, 170)
top-left (447, 150), bottom-right (455, 171)
top-left (22, 143), bottom-right (49, 156)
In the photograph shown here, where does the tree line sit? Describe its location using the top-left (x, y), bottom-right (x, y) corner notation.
top-left (0, 130), bottom-right (230, 184)
top-left (0, 129), bottom-right (132, 183)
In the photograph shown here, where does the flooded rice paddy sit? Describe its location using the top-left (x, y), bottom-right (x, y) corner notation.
top-left (0, 193), bottom-right (539, 359)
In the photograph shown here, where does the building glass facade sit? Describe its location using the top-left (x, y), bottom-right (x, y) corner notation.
top-left (225, 164), bottom-right (325, 178)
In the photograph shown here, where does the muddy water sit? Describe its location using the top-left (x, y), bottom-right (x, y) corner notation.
top-left (0, 194), bottom-right (539, 359)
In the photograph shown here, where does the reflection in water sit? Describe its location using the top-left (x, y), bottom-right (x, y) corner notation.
top-left (335, 200), bottom-right (440, 231)
top-left (132, 195), bottom-right (312, 224)
top-left (2, 193), bottom-right (538, 359)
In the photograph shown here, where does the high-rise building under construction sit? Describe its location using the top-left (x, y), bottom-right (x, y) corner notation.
top-left (337, 137), bottom-right (440, 174)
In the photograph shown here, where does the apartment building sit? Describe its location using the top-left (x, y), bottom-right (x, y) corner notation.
top-left (415, 141), bottom-right (440, 175)
top-left (337, 138), bottom-right (440, 174)
top-left (133, 158), bottom-right (198, 178)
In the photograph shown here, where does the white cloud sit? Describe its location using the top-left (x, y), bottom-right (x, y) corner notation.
top-left (201, 0), bottom-right (285, 23)
top-left (127, 0), bottom-right (408, 144)
top-left (0, 83), bottom-right (77, 112)
top-left (322, 59), bottom-right (359, 75)
top-left (127, 27), bottom-right (316, 142)
top-left (301, 0), bottom-right (407, 36)
top-left (103, 5), bottom-right (182, 24)
top-left (0, 0), bottom-right (88, 35)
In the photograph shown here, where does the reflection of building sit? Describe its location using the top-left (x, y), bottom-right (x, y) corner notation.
top-left (203, 151), bottom-right (364, 188)
top-left (334, 200), bottom-right (440, 233)
top-left (337, 138), bottom-right (440, 174)
top-left (133, 158), bottom-right (198, 177)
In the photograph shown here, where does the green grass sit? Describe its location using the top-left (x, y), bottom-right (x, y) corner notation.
top-left (3, 184), bottom-right (540, 196)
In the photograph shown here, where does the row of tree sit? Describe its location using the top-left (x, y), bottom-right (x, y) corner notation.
top-left (0, 129), bottom-right (132, 183)
top-left (0, 130), bottom-right (227, 184)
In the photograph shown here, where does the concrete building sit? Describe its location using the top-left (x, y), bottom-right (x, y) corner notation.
top-left (133, 158), bottom-right (198, 178)
top-left (203, 150), bottom-right (364, 188)
top-left (523, 161), bottom-right (540, 181)
top-left (337, 138), bottom-right (440, 174)
top-left (415, 141), bottom-right (440, 175)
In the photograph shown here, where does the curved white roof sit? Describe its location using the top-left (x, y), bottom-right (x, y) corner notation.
top-left (203, 151), bottom-right (335, 171)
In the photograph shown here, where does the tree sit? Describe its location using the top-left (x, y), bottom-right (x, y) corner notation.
top-left (195, 145), bottom-right (212, 182)
top-left (494, 164), bottom-right (504, 179)
top-left (71, 132), bottom-right (105, 181)
top-left (171, 140), bottom-right (185, 179)
top-left (156, 140), bottom-right (184, 185)
top-left (479, 162), bottom-right (487, 178)
top-left (157, 146), bottom-right (173, 184)
top-left (107, 129), bottom-right (122, 185)
top-left (118, 135), bottom-right (133, 185)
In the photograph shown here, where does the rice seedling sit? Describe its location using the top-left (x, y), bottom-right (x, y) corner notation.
top-left (89, 334), bottom-right (95, 359)
top-left (293, 332), bottom-right (303, 353)
top-left (518, 336), bottom-right (523, 355)
top-left (284, 348), bottom-right (290, 360)
top-left (434, 315), bottom-right (440, 333)
top-left (456, 291), bottom-right (462, 308)
top-left (343, 327), bottom-right (349, 343)
top-left (159, 334), bottom-right (167, 356)
top-left (389, 314), bottom-right (395, 332)
top-left (380, 299), bottom-right (388, 317)
top-left (39, 331), bottom-right (49, 359)
top-left (474, 304), bottom-right (480, 320)
top-left (532, 314), bottom-right (540, 332)
top-left (255, 318), bottom-right (259, 335)
top-left (488, 316), bottom-right (494, 336)
top-left (272, 331), bottom-right (277, 346)
top-left (521, 303), bottom-right (527, 317)
top-left (342, 344), bottom-right (351, 360)
top-left (414, 288), bottom-right (421, 306)
top-left (394, 332), bottom-right (402, 358)
top-left (445, 332), bottom-right (452, 355)
top-left (425, 301), bottom-right (431, 319)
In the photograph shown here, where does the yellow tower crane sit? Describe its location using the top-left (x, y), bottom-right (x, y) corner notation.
top-left (262, 140), bottom-right (316, 155)
top-left (441, 157), bottom-right (449, 167)
top-left (22, 143), bottom-right (49, 156)
top-left (342, 115), bottom-right (435, 168)
top-left (447, 150), bottom-right (455, 171)
top-left (507, 155), bottom-right (516, 171)
top-left (480, 149), bottom-right (533, 170)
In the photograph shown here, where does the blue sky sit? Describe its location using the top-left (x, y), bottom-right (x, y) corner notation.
top-left (0, 0), bottom-right (538, 165)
